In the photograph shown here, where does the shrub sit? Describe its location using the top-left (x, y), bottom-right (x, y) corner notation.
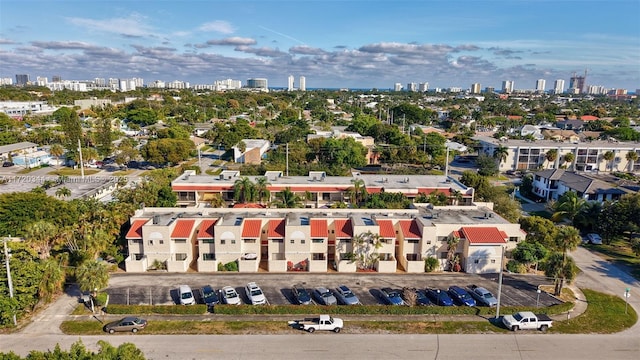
top-left (224, 260), bottom-right (238, 272)
top-left (424, 257), bottom-right (440, 272)
top-left (506, 260), bottom-right (527, 274)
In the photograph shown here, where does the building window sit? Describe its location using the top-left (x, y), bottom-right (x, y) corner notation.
top-left (231, 239), bottom-right (236, 244)
top-left (202, 239), bottom-right (214, 243)
top-left (312, 238), bottom-right (324, 243)
top-left (220, 239), bottom-right (226, 245)
top-left (437, 236), bottom-right (447, 242)
top-left (203, 253), bottom-right (216, 261)
top-left (243, 239), bottom-right (256, 243)
top-left (175, 253), bottom-right (187, 261)
top-left (272, 239), bottom-right (283, 243)
top-left (474, 259), bottom-right (480, 264)
top-left (174, 239), bottom-right (186, 243)
top-left (339, 239), bottom-right (351, 244)
top-left (301, 239), bottom-right (306, 244)
top-left (159, 239), bottom-right (164, 245)
top-left (312, 253), bottom-right (325, 260)
top-left (407, 239), bottom-right (419, 244)
top-left (440, 252), bottom-right (448, 259)
top-left (509, 237), bottom-right (519, 242)
top-left (491, 259), bottom-right (496, 264)
top-left (131, 239), bottom-right (142, 244)
top-left (290, 239), bottom-right (295, 244)
top-left (148, 240), bottom-right (154, 246)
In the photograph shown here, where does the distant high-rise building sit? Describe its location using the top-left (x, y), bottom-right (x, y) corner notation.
top-left (94, 78), bottom-right (106, 87)
top-left (15, 74), bottom-right (29, 85)
top-left (287, 75), bottom-right (294, 91)
top-left (553, 79), bottom-right (565, 94)
top-left (52, 75), bottom-right (62, 82)
top-left (501, 80), bottom-right (514, 93)
top-left (299, 76), bottom-right (306, 91)
top-left (485, 87), bottom-right (495, 94)
top-left (535, 79), bottom-right (546, 92)
top-left (470, 83), bottom-right (481, 94)
top-left (570, 72), bottom-right (586, 94)
top-left (246, 78), bottom-right (268, 89)
top-left (418, 82), bottom-right (429, 92)
top-left (0, 77), bottom-right (13, 85)
top-left (407, 82), bottom-right (417, 92)
top-left (394, 83), bottom-right (402, 91)
top-left (36, 77), bottom-right (48, 86)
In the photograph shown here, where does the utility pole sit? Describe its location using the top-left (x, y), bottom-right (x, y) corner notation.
top-left (3, 236), bottom-right (17, 326)
top-left (444, 146), bottom-right (450, 178)
top-left (495, 245), bottom-right (505, 319)
top-left (286, 143), bottom-right (289, 177)
top-left (77, 138), bottom-right (85, 179)
top-left (198, 148), bottom-right (202, 172)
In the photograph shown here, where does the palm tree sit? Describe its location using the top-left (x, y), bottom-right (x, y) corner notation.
top-left (38, 257), bottom-right (67, 303)
top-left (254, 177), bottom-right (271, 205)
top-left (233, 177), bottom-right (255, 204)
top-left (552, 191), bottom-right (586, 225)
top-left (208, 194), bottom-right (226, 208)
top-left (75, 259), bottom-right (109, 297)
top-left (563, 152), bottom-right (575, 170)
top-left (273, 187), bottom-right (303, 208)
top-left (626, 151), bottom-right (638, 172)
top-left (352, 231), bottom-right (383, 270)
top-left (545, 149), bottom-right (558, 168)
top-left (303, 190), bottom-right (314, 208)
top-left (49, 143), bottom-right (64, 168)
top-left (573, 201), bottom-right (602, 233)
top-left (25, 220), bottom-right (59, 260)
top-left (550, 225), bottom-right (581, 295)
top-left (493, 145), bottom-right (509, 168)
top-left (446, 234), bottom-right (461, 271)
top-left (55, 187), bottom-right (72, 198)
top-left (346, 178), bottom-right (367, 205)
top-left (603, 150), bottom-right (614, 172)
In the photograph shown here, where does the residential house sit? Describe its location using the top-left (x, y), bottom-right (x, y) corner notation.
top-left (532, 169), bottom-right (632, 201)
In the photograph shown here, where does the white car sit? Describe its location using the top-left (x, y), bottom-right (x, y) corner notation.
top-left (586, 233), bottom-right (603, 245)
top-left (178, 285), bottom-right (195, 305)
top-left (221, 286), bottom-right (241, 305)
top-left (245, 282), bottom-right (267, 305)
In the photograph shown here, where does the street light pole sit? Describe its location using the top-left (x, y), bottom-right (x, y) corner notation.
top-left (3, 236), bottom-right (17, 326)
top-left (536, 288), bottom-right (542, 308)
top-left (495, 245), bottom-right (505, 319)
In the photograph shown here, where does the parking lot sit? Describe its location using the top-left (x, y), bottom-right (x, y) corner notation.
top-left (106, 272), bottom-right (562, 308)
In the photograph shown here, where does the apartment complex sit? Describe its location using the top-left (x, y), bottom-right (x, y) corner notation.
top-left (172, 170), bottom-right (475, 208)
top-left (124, 204), bottom-right (524, 275)
top-left (475, 136), bottom-right (640, 173)
top-left (532, 169), bottom-right (633, 202)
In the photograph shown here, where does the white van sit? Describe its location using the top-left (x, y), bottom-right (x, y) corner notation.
top-left (179, 285), bottom-right (195, 305)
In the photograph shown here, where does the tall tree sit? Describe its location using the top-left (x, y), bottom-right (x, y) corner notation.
top-left (95, 117), bottom-right (114, 157)
top-left (552, 191), bottom-right (587, 225)
top-left (49, 143), bottom-right (64, 168)
top-left (551, 225), bottom-right (581, 295)
top-left (626, 151), bottom-right (638, 172)
top-left (273, 187), bottom-right (302, 208)
top-left (545, 149), bottom-right (558, 168)
top-left (346, 178), bottom-right (367, 206)
top-left (493, 145), bottom-right (509, 167)
top-left (75, 259), bottom-right (109, 296)
top-left (351, 231), bottom-right (383, 270)
top-left (603, 150), bottom-right (615, 172)
top-left (38, 257), bottom-right (67, 303)
top-left (53, 107), bottom-right (82, 152)
top-left (24, 220), bottom-right (59, 259)
top-left (254, 177), bottom-right (271, 205)
top-left (233, 177), bottom-right (256, 203)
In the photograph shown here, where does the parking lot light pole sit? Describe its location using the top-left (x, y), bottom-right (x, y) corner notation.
top-left (3, 236), bottom-right (17, 326)
top-left (495, 245), bottom-right (505, 319)
top-left (536, 288), bottom-right (541, 308)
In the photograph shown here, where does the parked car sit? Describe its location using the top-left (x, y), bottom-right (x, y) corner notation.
top-left (380, 287), bottom-right (405, 306)
top-left (426, 288), bottom-right (454, 306)
top-left (201, 285), bottom-right (220, 307)
top-left (468, 285), bottom-right (498, 307)
top-left (586, 233), bottom-right (603, 245)
top-left (334, 285), bottom-right (360, 305)
top-left (402, 287), bottom-right (430, 306)
top-left (178, 285), bottom-right (195, 305)
top-left (245, 282), bottom-right (267, 305)
top-left (448, 286), bottom-right (476, 307)
top-left (2, 161), bottom-right (14, 167)
top-left (221, 286), bottom-right (241, 305)
top-left (103, 317), bottom-right (147, 334)
top-left (313, 287), bottom-right (337, 306)
top-left (291, 284), bottom-right (312, 305)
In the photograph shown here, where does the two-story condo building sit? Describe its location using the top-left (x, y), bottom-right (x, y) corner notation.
top-left (124, 204), bottom-right (525, 275)
top-left (531, 169), bottom-right (632, 202)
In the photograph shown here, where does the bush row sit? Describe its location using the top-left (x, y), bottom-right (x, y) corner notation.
top-left (105, 301), bottom-right (573, 316)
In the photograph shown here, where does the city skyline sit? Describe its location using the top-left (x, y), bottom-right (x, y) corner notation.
top-left (1, 1), bottom-right (639, 90)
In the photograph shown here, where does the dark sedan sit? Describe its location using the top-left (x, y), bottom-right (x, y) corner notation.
top-left (381, 287), bottom-right (405, 306)
top-left (103, 317), bottom-right (147, 334)
top-left (448, 286), bottom-right (476, 307)
top-left (426, 288), bottom-right (454, 306)
top-left (292, 284), bottom-right (312, 305)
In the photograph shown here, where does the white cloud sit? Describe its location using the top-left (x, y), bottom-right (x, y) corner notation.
top-left (66, 14), bottom-right (154, 38)
top-left (198, 21), bottom-right (235, 34)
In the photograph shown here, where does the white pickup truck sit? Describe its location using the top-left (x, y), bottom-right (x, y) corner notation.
top-left (289, 315), bottom-right (344, 333)
top-left (502, 311), bottom-right (553, 331)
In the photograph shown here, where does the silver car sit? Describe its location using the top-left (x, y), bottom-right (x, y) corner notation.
top-left (313, 287), bottom-right (337, 305)
top-left (334, 285), bottom-right (360, 305)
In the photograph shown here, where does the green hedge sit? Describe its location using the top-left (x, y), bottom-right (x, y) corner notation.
top-left (105, 302), bottom-right (573, 316)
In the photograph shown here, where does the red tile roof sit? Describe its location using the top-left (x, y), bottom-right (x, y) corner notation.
top-left (366, 187), bottom-right (383, 194)
top-left (334, 219), bottom-right (353, 238)
top-left (268, 219), bottom-right (286, 238)
top-left (580, 115), bottom-right (598, 121)
top-left (171, 219), bottom-right (195, 238)
top-left (197, 219), bottom-right (217, 239)
top-left (310, 219), bottom-right (328, 238)
top-left (242, 219), bottom-right (263, 238)
top-left (399, 220), bottom-right (421, 239)
top-left (460, 227), bottom-right (507, 244)
top-left (377, 220), bottom-right (396, 238)
top-left (126, 219), bottom-right (148, 239)
top-left (418, 188), bottom-right (451, 196)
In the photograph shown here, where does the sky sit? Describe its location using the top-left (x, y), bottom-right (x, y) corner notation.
top-left (1, 0), bottom-right (639, 91)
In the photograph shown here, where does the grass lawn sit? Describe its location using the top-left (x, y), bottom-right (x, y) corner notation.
top-left (586, 239), bottom-right (640, 280)
top-left (48, 168), bottom-right (101, 176)
top-left (549, 289), bottom-right (637, 333)
top-left (112, 170), bottom-right (135, 176)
